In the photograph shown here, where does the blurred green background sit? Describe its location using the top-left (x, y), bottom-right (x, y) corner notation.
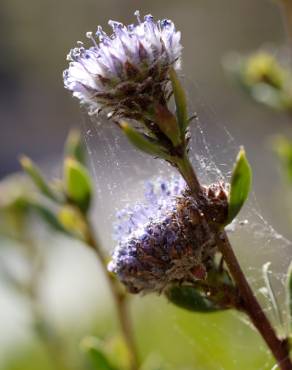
top-left (1, 0), bottom-right (292, 369)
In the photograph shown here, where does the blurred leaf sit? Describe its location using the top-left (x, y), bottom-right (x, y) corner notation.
top-left (81, 337), bottom-right (116, 370)
top-left (103, 334), bottom-right (132, 370)
top-left (58, 205), bottom-right (87, 239)
top-left (223, 51), bottom-right (292, 112)
top-left (120, 121), bottom-right (170, 160)
top-left (139, 354), bottom-right (167, 370)
top-left (166, 285), bottom-right (222, 313)
top-left (262, 262), bottom-right (283, 331)
top-left (64, 158), bottom-right (92, 213)
top-left (29, 202), bottom-right (69, 234)
top-left (169, 67), bottom-right (188, 135)
top-left (0, 175), bottom-right (35, 238)
top-left (154, 104), bottom-right (181, 146)
top-left (65, 129), bottom-right (86, 164)
top-left (227, 147), bottom-right (252, 224)
top-left (287, 261), bottom-right (292, 333)
top-left (20, 156), bottom-right (61, 202)
top-left (274, 136), bottom-right (292, 183)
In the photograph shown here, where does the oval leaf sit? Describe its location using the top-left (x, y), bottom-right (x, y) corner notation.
top-left (227, 147), bottom-right (252, 224)
top-left (166, 285), bottom-right (222, 313)
top-left (64, 158), bottom-right (92, 213)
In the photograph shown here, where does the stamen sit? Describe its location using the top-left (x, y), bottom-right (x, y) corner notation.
top-left (134, 10), bottom-right (141, 24)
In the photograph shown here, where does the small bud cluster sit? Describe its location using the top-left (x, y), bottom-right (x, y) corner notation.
top-left (63, 11), bottom-right (182, 120)
top-left (108, 178), bottom-right (228, 294)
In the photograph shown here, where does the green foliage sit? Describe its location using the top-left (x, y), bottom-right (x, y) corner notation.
top-left (227, 147), bottom-right (252, 224)
top-left (120, 121), bottom-right (170, 160)
top-left (65, 129), bottom-right (86, 164)
top-left (166, 285), bottom-right (222, 313)
top-left (81, 337), bottom-right (117, 370)
top-left (63, 158), bottom-right (93, 213)
top-left (20, 156), bottom-right (61, 202)
top-left (169, 67), bottom-right (189, 136)
top-left (28, 202), bottom-right (69, 234)
top-left (274, 136), bottom-right (292, 183)
top-left (224, 51), bottom-right (292, 112)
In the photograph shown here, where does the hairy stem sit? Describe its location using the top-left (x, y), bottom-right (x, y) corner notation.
top-left (176, 155), bottom-right (292, 370)
top-left (84, 219), bottom-right (139, 370)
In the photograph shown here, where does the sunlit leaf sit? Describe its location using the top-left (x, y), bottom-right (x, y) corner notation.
top-left (120, 121), bottom-right (170, 160)
top-left (64, 158), bottom-right (92, 213)
top-left (227, 147), bottom-right (252, 224)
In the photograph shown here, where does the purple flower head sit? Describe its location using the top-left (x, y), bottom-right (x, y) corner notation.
top-left (63, 11), bottom-right (182, 119)
top-left (108, 178), bottom-right (228, 294)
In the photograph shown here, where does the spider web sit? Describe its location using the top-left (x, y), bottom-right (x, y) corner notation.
top-left (82, 80), bottom-right (292, 370)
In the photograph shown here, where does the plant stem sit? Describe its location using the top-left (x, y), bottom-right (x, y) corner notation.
top-left (176, 155), bottom-right (292, 370)
top-left (175, 154), bottom-right (201, 197)
top-left (217, 232), bottom-right (292, 370)
top-left (84, 219), bottom-right (139, 370)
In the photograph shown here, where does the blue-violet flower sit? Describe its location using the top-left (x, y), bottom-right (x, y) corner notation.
top-left (63, 11), bottom-right (182, 120)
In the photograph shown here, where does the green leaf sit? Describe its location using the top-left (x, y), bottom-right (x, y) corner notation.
top-left (287, 261), bottom-right (292, 333)
top-left (166, 285), bottom-right (222, 313)
top-left (227, 147), bottom-right (252, 224)
top-left (120, 121), bottom-right (170, 160)
top-left (20, 156), bottom-right (61, 202)
top-left (65, 129), bottom-right (86, 164)
top-left (64, 158), bottom-right (92, 213)
top-left (81, 337), bottom-right (116, 370)
top-left (169, 67), bottom-right (188, 135)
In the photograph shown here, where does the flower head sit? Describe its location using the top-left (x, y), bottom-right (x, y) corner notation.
top-left (108, 178), bottom-right (228, 294)
top-left (63, 11), bottom-right (182, 120)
